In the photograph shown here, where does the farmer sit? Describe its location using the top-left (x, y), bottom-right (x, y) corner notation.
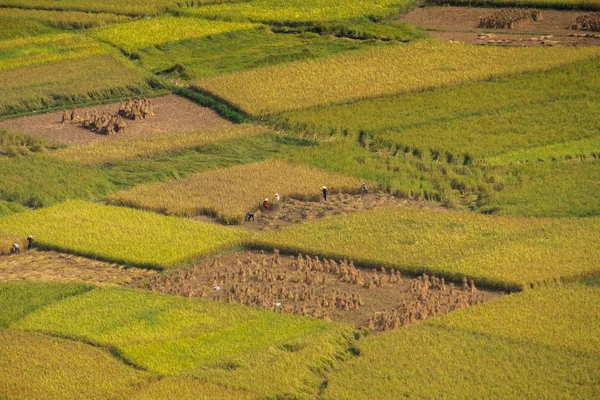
top-left (27, 235), bottom-right (34, 250)
top-left (263, 198), bottom-right (269, 212)
top-left (275, 193), bottom-right (280, 202)
top-left (10, 243), bottom-right (20, 255)
top-left (245, 212), bottom-right (255, 222)
top-left (322, 186), bottom-right (327, 201)
top-left (361, 183), bottom-right (368, 196)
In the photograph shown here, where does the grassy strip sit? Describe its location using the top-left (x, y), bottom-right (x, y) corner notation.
top-left (15, 287), bottom-right (356, 399)
top-left (174, 86), bottom-right (251, 124)
top-left (193, 41), bottom-right (600, 115)
top-left (427, 0), bottom-right (600, 11)
top-left (107, 159), bottom-right (366, 224)
top-left (324, 286), bottom-right (600, 399)
top-left (0, 330), bottom-right (154, 400)
top-left (0, 201), bottom-right (247, 269)
top-left (250, 206), bottom-right (600, 291)
top-left (0, 281), bottom-right (93, 327)
top-left (0, 128), bottom-right (63, 157)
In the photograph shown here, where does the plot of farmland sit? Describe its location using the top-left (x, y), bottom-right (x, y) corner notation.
top-left (252, 207), bottom-right (600, 290)
top-left (14, 287), bottom-right (356, 399)
top-left (192, 41), bottom-right (600, 115)
top-left (90, 16), bottom-right (260, 53)
top-left (0, 95), bottom-right (232, 147)
top-left (0, 201), bottom-right (247, 268)
top-left (428, 0), bottom-right (600, 11)
top-left (107, 159), bottom-right (366, 223)
top-left (0, 330), bottom-right (153, 400)
top-left (177, 0), bottom-right (411, 23)
top-left (323, 285), bottom-right (600, 399)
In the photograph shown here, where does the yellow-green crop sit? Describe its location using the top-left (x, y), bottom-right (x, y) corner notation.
top-left (133, 377), bottom-right (259, 400)
top-left (0, 201), bottom-right (247, 268)
top-left (193, 41), bottom-right (600, 115)
top-left (252, 207), bottom-right (600, 290)
top-left (107, 159), bottom-right (366, 223)
top-left (0, 330), bottom-right (153, 400)
top-left (324, 285), bottom-right (600, 399)
top-left (15, 287), bottom-right (356, 399)
top-left (90, 16), bottom-right (260, 53)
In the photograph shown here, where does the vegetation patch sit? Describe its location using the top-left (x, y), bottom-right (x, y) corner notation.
top-left (107, 159), bottom-right (366, 223)
top-left (15, 287), bottom-right (356, 399)
top-left (192, 41), bottom-right (600, 115)
top-left (0, 281), bottom-right (92, 328)
top-left (251, 207), bottom-right (600, 291)
top-left (0, 8), bottom-right (131, 32)
top-left (132, 377), bottom-right (259, 400)
top-left (0, 330), bottom-right (153, 400)
top-left (0, 128), bottom-right (62, 157)
top-left (323, 285), bottom-right (600, 399)
top-left (0, 201), bottom-right (247, 268)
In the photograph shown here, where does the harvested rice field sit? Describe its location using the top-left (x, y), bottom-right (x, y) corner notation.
top-left (399, 6), bottom-right (600, 46)
top-left (0, 95), bottom-right (231, 146)
top-left (139, 250), bottom-right (502, 330)
top-left (0, 250), bottom-right (156, 286)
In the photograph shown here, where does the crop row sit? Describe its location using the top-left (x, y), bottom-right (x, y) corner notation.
top-left (193, 41), bottom-right (600, 115)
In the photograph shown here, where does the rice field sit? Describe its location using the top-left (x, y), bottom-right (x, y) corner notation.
top-left (323, 285), bottom-right (600, 399)
top-left (0, 8), bottom-right (131, 31)
top-left (177, 0), bottom-right (411, 23)
top-left (132, 378), bottom-right (259, 400)
top-left (90, 16), bottom-right (260, 54)
top-left (15, 287), bottom-right (356, 399)
top-left (52, 124), bottom-right (269, 166)
top-left (192, 41), bottom-right (600, 115)
top-left (0, 201), bottom-right (247, 268)
top-left (0, 330), bottom-right (154, 400)
top-left (429, 0), bottom-right (600, 11)
top-left (251, 207), bottom-right (600, 291)
top-left (107, 159), bottom-right (366, 223)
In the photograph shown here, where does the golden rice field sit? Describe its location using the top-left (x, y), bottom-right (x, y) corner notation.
top-left (0, 330), bottom-right (153, 400)
top-left (0, 201), bottom-right (247, 268)
top-left (178, 0), bottom-right (410, 23)
top-left (15, 287), bottom-right (356, 399)
top-left (107, 159), bottom-right (366, 223)
top-left (324, 285), bottom-right (600, 399)
top-left (52, 124), bottom-right (268, 166)
top-left (0, 8), bottom-right (131, 30)
top-left (90, 16), bottom-right (260, 53)
top-left (252, 207), bottom-right (600, 291)
top-left (132, 378), bottom-right (259, 400)
top-left (192, 41), bottom-right (600, 115)
top-left (0, 33), bottom-right (111, 71)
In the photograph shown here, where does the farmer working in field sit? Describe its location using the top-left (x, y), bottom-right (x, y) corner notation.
top-left (10, 243), bottom-right (20, 255)
top-left (245, 212), bottom-right (255, 222)
top-left (361, 183), bottom-right (368, 196)
top-left (27, 235), bottom-right (34, 250)
top-left (322, 186), bottom-right (327, 201)
top-left (263, 198), bottom-right (269, 212)
top-left (275, 193), bottom-right (280, 202)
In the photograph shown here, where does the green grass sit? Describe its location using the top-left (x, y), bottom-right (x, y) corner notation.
top-left (324, 286), bottom-right (600, 399)
top-left (0, 128), bottom-right (63, 158)
top-left (0, 201), bottom-right (247, 268)
top-left (15, 287), bottom-right (356, 399)
top-left (0, 15), bottom-right (58, 40)
top-left (140, 27), bottom-right (399, 81)
top-left (428, 0), bottom-right (600, 11)
top-left (90, 16), bottom-right (259, 54)
top-left (177, 0), bottom-right (413, 23)
top-left (278, 57), bottom-right (600, 163)
top-left (0, 281), bottom-right (93, 328)
top-left (251, 206), bottom-right (600, 291)
top-left (487, 137), bottom-right (600, 164)
top-left (485, 159), bottom-right (600, 218)
top-left (0, 330), bottom-right (153, 400)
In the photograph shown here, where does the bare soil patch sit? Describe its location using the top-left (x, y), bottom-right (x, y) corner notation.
top-left (192, 192), bottom-right (438, 231)
top-left (139, 250), bottom-right (503, 331)
top-left (398, 6), bottom-right (600, 46)
top-left (0, 250), bottom-right (156, 286)
top-left (0, 95), bottom-right (231, 146)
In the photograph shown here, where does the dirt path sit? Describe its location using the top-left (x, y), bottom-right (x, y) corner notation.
top-left (398, 6), bottom-right (600, 46)
top-left (0, 250), bottom-right (156, 286)
top-left (0, 95), bottom-right (231, 146)
top-left (140, 250), bottom-right (503, 330)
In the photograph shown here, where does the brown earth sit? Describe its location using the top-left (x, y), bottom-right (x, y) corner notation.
top-left (192, 192), bottom-right (440, 231)
top-left (0, 250), bottom-right (156, 286)
top-left (0, 94), bottom-right (231, 146)
top-left (398, 6), bottom-right (600, 46)
top-left (139, 250), bottom-right (503, 331)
